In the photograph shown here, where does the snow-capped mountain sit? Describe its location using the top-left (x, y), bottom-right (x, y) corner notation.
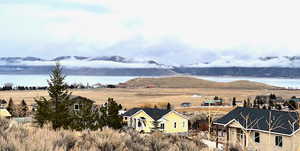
top-left (2, 55), bottom-right (300, 77)
top-left (0, 56), bottom-right (169, 69)
top-left (187, 56), bottom-right (300, 68)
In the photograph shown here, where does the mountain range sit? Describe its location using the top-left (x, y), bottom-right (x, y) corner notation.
top-left (1, 56), bottom-right (300, 77)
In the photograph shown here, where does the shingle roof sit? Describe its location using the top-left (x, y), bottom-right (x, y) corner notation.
top-left (122, 108), bottom-right (171, 120)
top-left (214, 107), bottom-right (300, 135)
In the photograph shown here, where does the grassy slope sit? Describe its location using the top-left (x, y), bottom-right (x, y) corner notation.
top-left (125, 76), bottom-right (279, 89)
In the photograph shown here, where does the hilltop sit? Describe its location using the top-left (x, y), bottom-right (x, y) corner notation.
top-left (124, 76), bottom-right (280, 89)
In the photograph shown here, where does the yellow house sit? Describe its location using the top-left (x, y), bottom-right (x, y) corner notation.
top-left (0, 109), bottom-right (11, 118)
top-left (123, 108), bottom-right (188, 134)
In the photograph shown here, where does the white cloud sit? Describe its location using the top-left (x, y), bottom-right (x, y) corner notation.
top-left (1, 0), bottom-right (300, 64)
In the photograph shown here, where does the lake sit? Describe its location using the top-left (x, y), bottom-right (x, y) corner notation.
top-left (0, 74), bottom-right (300, 88)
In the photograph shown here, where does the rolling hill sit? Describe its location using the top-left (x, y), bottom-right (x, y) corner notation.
top-left (124, 76), bottom-right (280, 89)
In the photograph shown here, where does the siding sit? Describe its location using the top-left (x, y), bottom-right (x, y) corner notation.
top-left (162, 112), bottom-right (188, 133)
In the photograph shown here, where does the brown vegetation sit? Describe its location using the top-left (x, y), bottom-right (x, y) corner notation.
top-left (1, 87), bottom-right (300, 110)
top-left (125, 76), bottom-right (279, 89)
top-left (0, 118), bottom-right (208, 151)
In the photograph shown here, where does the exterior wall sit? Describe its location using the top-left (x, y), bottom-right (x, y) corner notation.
top-left (162, 112), bottom-right (188, 134)
top-left (129, 111), bottom-right (154, 133)
top-left (226, 125), bottom-right (300, 151)
top-left (127, 111), bottom-right (188, 134)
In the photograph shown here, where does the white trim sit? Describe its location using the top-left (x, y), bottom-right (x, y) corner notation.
top-left (129, 110), bottom-right (155, 121)
top-left (214, 119), bottom-right (300, 137)
top-left (158, 110), bottom-right (189, 121)
top-left (74, 103), bottom-right (80, 111)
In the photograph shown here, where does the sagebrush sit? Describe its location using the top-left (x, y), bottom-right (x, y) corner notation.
top-left (0, 118), bottom-right (207, 151)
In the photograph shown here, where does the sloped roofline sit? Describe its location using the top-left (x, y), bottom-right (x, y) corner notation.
top-left (214, 119), bottom-right (300, 137)
top-left (127, 109), bottom-right (155, 121)
top-left (158, 110), bottom-right (189, 121)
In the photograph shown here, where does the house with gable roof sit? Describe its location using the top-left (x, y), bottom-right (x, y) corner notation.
top-left (122, 108), bottom-right (188, 134)
top-left (214, 107), bottom-right (300, 151)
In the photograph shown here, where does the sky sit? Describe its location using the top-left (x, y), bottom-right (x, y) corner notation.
top-left (1, 0), bottom-right (300, 65)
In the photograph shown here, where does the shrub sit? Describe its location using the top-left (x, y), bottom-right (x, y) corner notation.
top-left (0, 124), bottom-right (208, 151)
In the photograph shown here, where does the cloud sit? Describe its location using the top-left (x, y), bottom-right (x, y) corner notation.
top-left (1, 0), bottom-right (300, 65)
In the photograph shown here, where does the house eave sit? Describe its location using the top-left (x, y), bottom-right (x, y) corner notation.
top-left (213, 119), bottom-right (300, 137)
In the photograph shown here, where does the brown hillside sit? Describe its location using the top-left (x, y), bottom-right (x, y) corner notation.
top-left (124, 77), bottom-right (280, 89)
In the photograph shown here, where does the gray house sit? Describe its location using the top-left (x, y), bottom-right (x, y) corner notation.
top-left (214, 107), bottom-right (300, 151)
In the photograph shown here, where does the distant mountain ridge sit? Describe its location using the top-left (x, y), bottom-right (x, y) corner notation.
top-left (1, 55), bottom-right (300, 77)
top-left (188, 56), bottom-right (300, 68)
top-left (0, 56), bottom-right (169, 68)
top-left (0, 56), bottom-right (175, 76)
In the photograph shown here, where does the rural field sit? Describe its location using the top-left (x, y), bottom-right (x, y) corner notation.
top-left (1, 87), bottom-right (300, 112)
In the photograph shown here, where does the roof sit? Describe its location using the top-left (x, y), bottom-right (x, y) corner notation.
top-left (290, 98), bottom-right (300, 102)
top-left (214, 107), bottom-right (299, 136)
top-left (69, 95), bottom-right (95, 103)
top-left (122, 108), bottom-right (171, 120)
top-left (204, 100), bottom-right (223, 104)
top-left (0, 109), bottom-right (11, 117)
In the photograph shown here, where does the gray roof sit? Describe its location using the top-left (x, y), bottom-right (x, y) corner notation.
top-left (122, 108), bottom-right (171, 120)
top-left (214, 107), bottom-right (299, 135)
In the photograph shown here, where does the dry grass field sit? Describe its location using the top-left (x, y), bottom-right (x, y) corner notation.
top-left (1, 87), bottom-right (300, 111)
top-left (0, 118), bottom-right (208, 151)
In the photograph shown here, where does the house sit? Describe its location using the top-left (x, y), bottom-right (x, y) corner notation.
top-left (214, 107), bottom-right (300, 151)
top-left (122, 108), bottom-right (188, 134)
top-left (289, 98), bottom-right (300, 109)
top-left (0, 99), bottom-right (7, 109)
top-left (202, 100), bottom-right (223, 106)
top-left (0, 109), bottom-right (11, 118)
top-left (181, 102), bottom-right (192, 107)
top-left (69, 95), bottom-right (95, 112)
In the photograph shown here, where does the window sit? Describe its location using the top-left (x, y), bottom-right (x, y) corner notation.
top-left (74, 104), bottom-right (79, 111)
top-left (237, 129), bottom-right (244, 142)
top-left (182, 122), bottom-right (185, 128)
top-left (161, 123), bottom-right (165, 129)
top-left (254, 132), bottom-right (260, 143)
top-left (138, 121), bottom-right (142, 127)
top-left (275, 136), bottom-right (283, 147)
top-left (174, 122), bottom-right (177, 128)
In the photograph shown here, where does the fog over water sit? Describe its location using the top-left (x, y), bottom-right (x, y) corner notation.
top-left (0, 75), bottom-right (300, 88)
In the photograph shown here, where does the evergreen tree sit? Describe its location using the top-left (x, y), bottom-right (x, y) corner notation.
top-left (247, 98), bottom-right (251, 107)
top-left (34, 97), bottom-right (52, 127)
top-left (7, 98), bottom-right (16, 117)
top-left (99, 98), bottom-right (123, 129)
top-left (243, 100), bottom-right (247, 107)
top-left (232, 97), bottom-right (236, 106)
top-left (20, 99), bottom-right (28, 117)
top-left (167, 102), bottom-right (171, 110)
top-left (35, 62), bottom-right (71, 130)
top-left (69, 103), bottom-right (101, 131)
top-left (107, 98), bottom-right (123, 129)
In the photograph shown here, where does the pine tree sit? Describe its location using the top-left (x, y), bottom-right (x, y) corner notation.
top-left (35, 62), bottom-right (71, 130)
top-left (20, 99), bottom-right (28, 117)
top-left (69, 103), bottom-right (101, 131)
top-left (99, 98), bottom-right (123, 129)
top-left (243, 100), bottom-right (247, 107)
top-left (232, 97), bottom-right (236, 106)
top-left (167, 102), bottom-right (171, 110)
top-left (7, 98), bottom-right (16, 117)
